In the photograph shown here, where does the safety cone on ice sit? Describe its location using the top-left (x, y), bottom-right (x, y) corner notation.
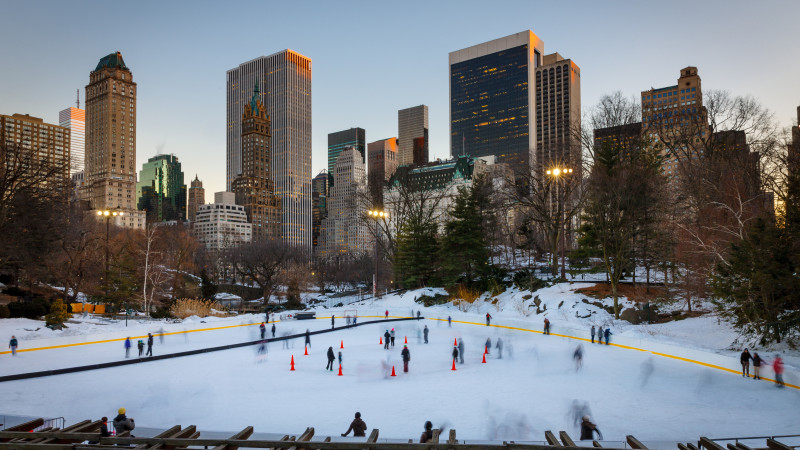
top-left (338, 364), bottom-right (343, 376)
top-left (304, 345), bottom-right (308, 356)
top-left (290, 355), bottom-right (295, 371)
top-left (482, 353), bottom-right (487, 363)
top-left (454, 338), bottom-right (458, 346)
top-left (380, 336), bottom-right (383, 345)
top-left (451, 359), bottom-right (457, 371)
top-left (340, 340), bottom-right (344, 349)
top-left (404, 336), bottom-right (408, 344)
top-left (391, 366), bottom-right (397, 377)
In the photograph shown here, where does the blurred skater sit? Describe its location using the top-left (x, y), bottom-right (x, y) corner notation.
top-left (420, 421), bottom-right (434, 443)
top-left (423, 325), bottom-right (429, 344)
top-left (573, 344), bottom-right (583, 370)
top-left (260, 322), bottom-right (266, 339)
top-left (305, 329), bottom-right (311, 348)
top-left (158, 327), bottom-right (165, 344)
top-left (773, 355), bottom-right (784, 387)
top-left (331, 315), bottom-right (335, 329)
top-left (271, 323), bottom-right (276, 338)
top-left (486, 312), bottom-right (492, 326)
top-left (326, 346), bottom-right (335, 371)
top-left (603, 328), bottom-right (611, 345)
top-left (390, 328), bottom-right (396, 347)
top-left (448, 316), bottom-right (452, 327)
top-left (8, 335), bottom-right (18, 356)
top-left (124, 337), bottom-right (131, 358)
top-left (417, 311), bottom-right (421, 320)
top-left (543, 318), bottom-right (550, 335)
top-left (401, 344), bottom-right (411, 372)
top-left (569, 400), bottom-right (592, 428)
top-left (740, 348), bottom-right (752, 377)
top-left (596, 327), bottom-right (603, 344)
top-left (640, 358), bottom-right (654, 387)
top-left (452, 344), bottom-right (459, 364)
top-left (458, 338), bottom-right (465, 364)
top-left (580, 416), bottom-right (602, 440)
top-left (496, 337), bottom-right (504, 359)
top-left (752, 352), bottom-right (763, 380)
top-left (146, 333), bottom-right (153, 357)
top-left (137, 339), bottom-right (144, 357)
top-left (590, 326), bottom-right (596, 344)
top-left (385, 310), bottom-right (388, 319)
top-left (485, 337), bottom-right (491, 355)
top-left (338, 351), bottom-right (342, 367)
top-left (384, 330), bottom-right (391, 349)
top-left (341, 412), bottom-right (367, 437)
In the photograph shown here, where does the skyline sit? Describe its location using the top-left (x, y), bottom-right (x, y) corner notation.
top-left (2, 0), bottom-right (800, 202)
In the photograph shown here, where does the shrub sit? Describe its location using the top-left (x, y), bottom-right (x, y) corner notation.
top-left (8, 299), bottom-right (49, 319)
top-left (450, 285), bottom-right (481, 312)
top-left (45, 299), bottom-right (71, 328)
top-left (0, 304), bottom-right (9, 318)
top-left (170, 299), bottom-right (226, 319)
top-left (513, 270), bottom-right (547, 292)
top-left (415, 294), bottom-right (450, 307)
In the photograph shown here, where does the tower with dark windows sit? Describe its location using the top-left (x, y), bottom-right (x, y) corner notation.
top-left (232, 83), bottom-right (282, 242)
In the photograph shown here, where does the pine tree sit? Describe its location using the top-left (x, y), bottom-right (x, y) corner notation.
top-left (440, 185), bottom-right (490, 288)
top-left (394, 217), bottom-right (440, 289)
top-left (45, 299), bottom-right (71, 328)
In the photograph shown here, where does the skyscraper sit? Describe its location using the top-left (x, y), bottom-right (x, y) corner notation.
top-left (227, 50), bottom-right (312, 250)
top-left (367, 137), bottom-right (398, 205)
top-left (319, 147), bottom-right (370, 260)
top-left (312, 170), bottom-right (329, 251)
top-left (188, 175), bottom-right (205, 222)
top-left (449, 31), bottom-right (543, 170)
top-left (534, 53), bottom-right (581, 173)
top-left (0, 113), bottom-right (71, 190)
top-left (59, 97), bottom-right (85, 175)
top-left (85, 51), bottom-right (145, 229)
top-left (398, 105), bottom-right (428, 166)
top-left (136, 153), bottom-right (187, 222)
top-left (231, 84), bottom-right (282, 242)
top-left (328, 127), bottom-right (365, 184)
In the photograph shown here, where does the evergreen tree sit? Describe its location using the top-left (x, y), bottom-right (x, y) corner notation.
top-left (394, 217), bottom-right (439, 289)
top-left (45, 299), bottom-right (71, 328)
top-left (440, 184), bottom-right (490, 288)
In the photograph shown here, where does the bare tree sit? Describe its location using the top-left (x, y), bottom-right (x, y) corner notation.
top-left (231, 240), bottom-right (291, 308)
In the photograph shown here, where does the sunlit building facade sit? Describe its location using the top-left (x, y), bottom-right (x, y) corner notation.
top-left (398, 106), bottom-right (428, 167)
top-left (58, 106), bottom-right (85, 175)
top-left (328, 127), bottom-right (365, 185)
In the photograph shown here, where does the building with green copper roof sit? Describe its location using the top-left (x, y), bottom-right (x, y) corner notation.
top-left (136, 154), bottom-right (187, 222)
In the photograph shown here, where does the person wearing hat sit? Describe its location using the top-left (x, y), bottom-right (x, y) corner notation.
top-left (137, 340), bottom-right (144, 357)
top-left (8, 335), bottom-right (18, 356)
top-left (113, 408), bottom-right (135, 434)
top-left (580, 416), bottom-right (602, 440)
top-left (341, 412), bottom-right (367, 437)
top-left (452, 344), bottom-right (459, 363)
top-left (384, 330), bottom-right (391, 350)
top-left (401, 344), bottom-right (411, 372)
top-left (390, 328), bottom-right (396, 348)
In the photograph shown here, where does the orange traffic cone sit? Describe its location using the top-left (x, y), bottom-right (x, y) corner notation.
top-left (451, 359), bottom-right (457, 371)
top-left (338, 364), bottom-right (343, 376)
top-left (380, 336), bottom-right (383, 345)
top-left (391, 366), bottom-right (397, 377)
top-left (404, 336), bottom-right (408, 344)
top-left (304, 345), bottom-right (308, 356)
top-left (290, 355), bottom-right (295, 371)
top-left (340, 340), bottom-right (344, 349)
top-left (454, 338), bottom-right (458, 346)
top-left (482, 353), bottom-right (486, 363)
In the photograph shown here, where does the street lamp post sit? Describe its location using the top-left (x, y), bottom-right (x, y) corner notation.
top-left (96, 208), bottom-right (124, 324)
top-left (545, 167), bottom-right (573, 280)
top-left (367, 209), bottom-right (388, 298)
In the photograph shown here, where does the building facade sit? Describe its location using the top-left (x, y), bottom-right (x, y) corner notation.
top-left (449, 31), bottom-right (543, 170)
top-left (58, 106), bottom-right (85, 175)
top-left (398, 105), bottom-right (428, 167)
top-left (226, 50), bottom-right (312, 250)
top-left (136, 153), bottom-right (187, 222)
top-left (231, 84), bottom-right (282, 242)
top-left (188, 175), bottom-right (205, 222)
top-left (194, 191), bottom-right (252, 250)
top-left (0, 113), bottom-right (71, 191)
top-left (367, 137), bottom-right (399, 205)
top-left (84, 51), bottom-right (145, 229)
top-left (534, 53), bottom-right (581, 173)
top-left (328, 127), bottom-right (365, 184)
top-left (319, 147), bottom-right (370, 260)
top-left (312, 170), bottom-right (329, 251)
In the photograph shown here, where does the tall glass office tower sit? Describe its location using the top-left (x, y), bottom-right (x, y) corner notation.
top-left (327, 127), bottom-right (365, 185)
top-left (449, 31), bottom-right (543, 171)
top-left (227, 50), bottom-right (312, 250)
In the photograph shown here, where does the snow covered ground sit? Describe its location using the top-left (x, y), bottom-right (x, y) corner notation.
top-left (1, 283), bottom-right (798, 448)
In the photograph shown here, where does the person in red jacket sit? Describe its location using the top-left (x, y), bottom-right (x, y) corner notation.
top-left (773, 355), bottom-right (784, 388)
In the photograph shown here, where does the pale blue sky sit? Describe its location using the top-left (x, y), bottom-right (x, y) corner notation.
top-left (2, 0), bottom-right (799, 201)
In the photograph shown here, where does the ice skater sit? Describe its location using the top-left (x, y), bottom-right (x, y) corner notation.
top-left (338, 351), bottom-right (342, 367)
top-left (590, 326), bottom-right (596, 344)
top-left (341, 412), bottom-right (367, 437)
top-left (8, 335), bottom-right (18, 356)
top-left (271, 323), bottom-right (276, 338)
top-left (401, 345), bottom-right (411, 372)
top-left (773, 355), bottom-right (784, 387)
top-left (385, 310), bottom-right (389, 319)
top-left (390, 328), bottom-right (396, 347)
top-left (260, 322), bottom-right (266, 339)
top-left (146, 333), bottom-right (154, 357)
top-left (158, 327), bottom-right (165, 344)
top-left (305, 329), bottom-right (311, 348)
top-left (448, 316), bottom-right (452, 327)
top-left (331, 315), bottom-right (335, 329)
top-left (485, 337), bottom-right (492, 355)
top-left (496, 337), bottom-right (504, 359)
top-left (596, 327), bottom-right (603, 344)
top-left (452, 344), bottom-right (459, 364)
top-left (486, 312), bottom-right (492, 326)
top-left (423, 325), bottom-right (429, 344)
top-left (543, 318), bottom-right (550, 335)
top-left (603, 328), bottom-right (611, 345)
top-left (384, 330), bottom-right (391, 349)
top-left (458, 338), bottom-right (465, 364)
top-left (137, 339), bottom-right (144, 357)
top-left (580, 416), bottom-right (602, 440)
top-left (640, 358), bottom-right (654, 387)
top-left (124, 337), bottom-right (131, 358)
top-left (740, 348), bottom-right (752, 377)
top-left (326, 346), bottom-right (336, 371)
top-left (752, 352), bottom-right (763, 380)
top-left (573, 344), bottom-right (583, 370)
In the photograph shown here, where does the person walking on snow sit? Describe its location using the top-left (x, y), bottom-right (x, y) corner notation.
top-left (458, 338), bottom-right (465, 364)
top-left (390, 328), bottom-right (396, 348)
top-left (773, 355), bottom-right (784, 387)
top-left (124, 337), bottom-right (131, 358)
top-left (271, 323), bottom-right (276, 338)
top-left (590, 326), bottom-right (596, 344)
top-left (260, 322), bottom-right (266, 339)
top-left (401, 345), bottom-right (411, 372)
top-left (486, 312), bottom-right (492, 326)
top-left (304, 329), bottom-right (311, 348)
top-left (137, 339), bottom-right (144, 357)
top-left (326, 346), bottom-right (336, 371)
top-left (8, 335), bottom-right (18, 356)
top-left (544, 318), bottom-right (550, 335)
top-left (113, 408), bottom-right (135, 435)
top-left (146, 333), bottom-right (154, 357)
top-left (752, 352), bottom-right (763, 380)
top-left (604, 328), bottom-right (612, 345)
top-left (423, 325), bottom-right (429, 344)
top-left (384, 330), bottom-right (391, 349)
top-left (579, 416), bottom-right (602, 440)
top-left (740, 349), bottom-right (752, 377)
top-left (496, 337), bottom-right (504, 359)
top-left (341, 412), bottom-right (367, 437)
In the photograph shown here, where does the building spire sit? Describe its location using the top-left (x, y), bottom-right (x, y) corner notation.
top-left (76, 89), bottom-right (80, 109)
top-left (250, 81), bottom-right (260, 116)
